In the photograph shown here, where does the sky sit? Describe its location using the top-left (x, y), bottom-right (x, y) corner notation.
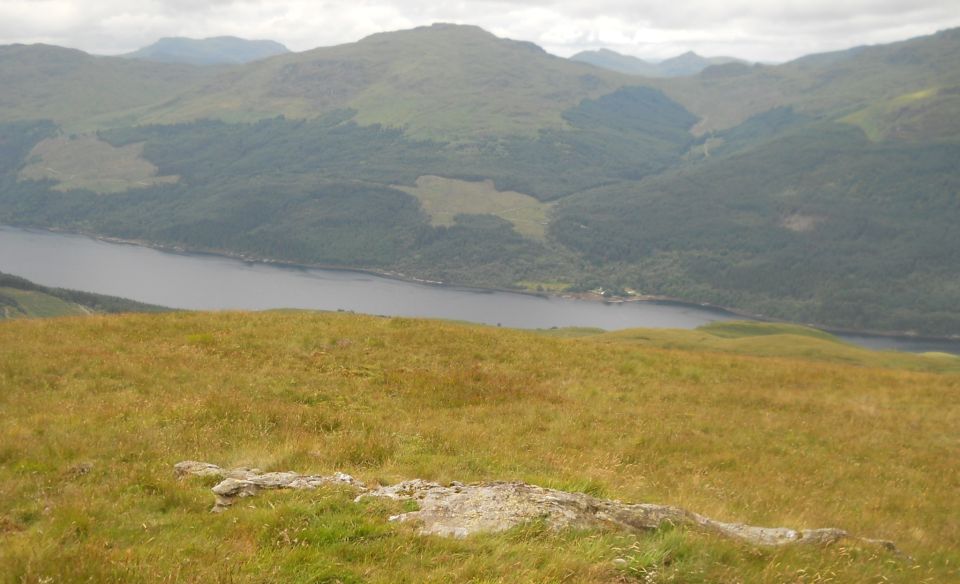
top-left (1, 0), bottom-right (959, 63)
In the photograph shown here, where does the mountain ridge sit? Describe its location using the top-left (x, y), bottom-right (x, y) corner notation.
top-left (0, 43), bottom-right (218, 130)
top-left (124, 23), bottom-right (635, 139)
top-left (571, 48), bottom-right (747, 77)
top-left (655, 26), bottom-right (960, 134)
top-left (123, 35), bottom-right (290, 65)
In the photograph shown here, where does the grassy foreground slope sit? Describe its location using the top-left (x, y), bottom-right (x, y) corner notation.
top-left (1, 312), bottom-right (957, 582)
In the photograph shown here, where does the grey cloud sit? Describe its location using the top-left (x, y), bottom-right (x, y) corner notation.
top-left (0, 0), bottom-right (957, 62)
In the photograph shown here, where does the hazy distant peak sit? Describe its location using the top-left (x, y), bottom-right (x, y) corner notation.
top-left (658, 51), bottom-right (747, 76)
top-left (355, 22), bottom-right (548, 57)
top-left (938, 26), bottom-right (960, 39)
top-left (1, 43), bottom-right (89, 58)
top-left (424, 22), bottom-right (488, 33)
top-left (362, 22), bottom-right (495, 42)
top-left (124, 36), bottom-right (289, 66)
top-left (571, 47), bottom-right (746, 77)
top-left (570, 49), bottom-right (659, 76)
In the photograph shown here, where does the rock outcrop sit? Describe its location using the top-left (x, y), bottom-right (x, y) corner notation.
top-left (174, 460), bottom-right (365, 512)
top-left (175, 461), bottom-right (897, 552)
top-left (358, 480), bottom-right (880, 548)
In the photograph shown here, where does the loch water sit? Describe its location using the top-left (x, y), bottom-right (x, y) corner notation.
top-left (2, 225), bottom-right (958, 354)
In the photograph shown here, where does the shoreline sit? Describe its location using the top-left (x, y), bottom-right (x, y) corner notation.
top-left (12, 223), bottom-right (960, 345)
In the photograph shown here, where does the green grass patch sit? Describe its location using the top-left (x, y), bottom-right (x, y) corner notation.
top-left (699, 321), bottom-right (840, 341)
top-left (0, 272), bottom-right (169, 320)
top-left (537, 326), bottom-right (606, 338)
top-left (588, 323), bottom-right (960, 373)
top-left (0, 287), bottom-right (88, 318)
top-left (515, 280), bottom-right (571, 292)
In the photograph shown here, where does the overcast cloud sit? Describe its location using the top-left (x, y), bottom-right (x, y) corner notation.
top-left (1, 0), bottom-right (958, 62)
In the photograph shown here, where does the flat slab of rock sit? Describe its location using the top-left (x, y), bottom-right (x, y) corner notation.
top-left (359, 480), bottom-right (862, 547)
top-left (175, 460), bottom-right (365, 512)
top-left (175, 461), bottom-right (897, 552)
top-left (174, 460), bottom-right (258, 479)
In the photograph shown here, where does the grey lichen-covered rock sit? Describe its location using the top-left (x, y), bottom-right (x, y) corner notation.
top-left (175, 461), bottom-right (365, 512)
top-left (360, 480), bottom-right (615, 538)
top-left (174, 462), bottom-right (897, 552)
top-left (358, 480), bottom-right (873, 548)
top-left (174, 461), bottom-right (240, 478)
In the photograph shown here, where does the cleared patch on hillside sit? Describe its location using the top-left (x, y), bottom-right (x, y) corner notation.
top-left (19, 135), bottom-right (179, 194)
top-left (0, 287), bottom-right (88, 319)
top-left (515, 280), bottom-right (572, 292)
top-left (396, 175), bottom-right (552, 240)
top-left (841, 86), bottom-right (960, 141)
top-left (779, 212), bottom-right (825, 233)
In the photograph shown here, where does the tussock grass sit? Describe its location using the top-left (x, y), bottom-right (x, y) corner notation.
top-left (1, 311), bottom-right (958, 582)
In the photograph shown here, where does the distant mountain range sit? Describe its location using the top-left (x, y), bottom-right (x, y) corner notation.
top-left (123, 36), bottom-right (290, 65)
top-left (1, 24), bottom-right (959, 335)
top-left (571, 48), bottom-right (748, 77)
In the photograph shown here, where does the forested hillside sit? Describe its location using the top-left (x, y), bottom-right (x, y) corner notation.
top-left (553, 120), bottom-right (960, 333)
top-left (0, 24), bottom-right (958, 334)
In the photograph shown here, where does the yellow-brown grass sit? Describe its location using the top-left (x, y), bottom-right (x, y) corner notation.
top-left (1, 311), bottom-right (957, 582)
